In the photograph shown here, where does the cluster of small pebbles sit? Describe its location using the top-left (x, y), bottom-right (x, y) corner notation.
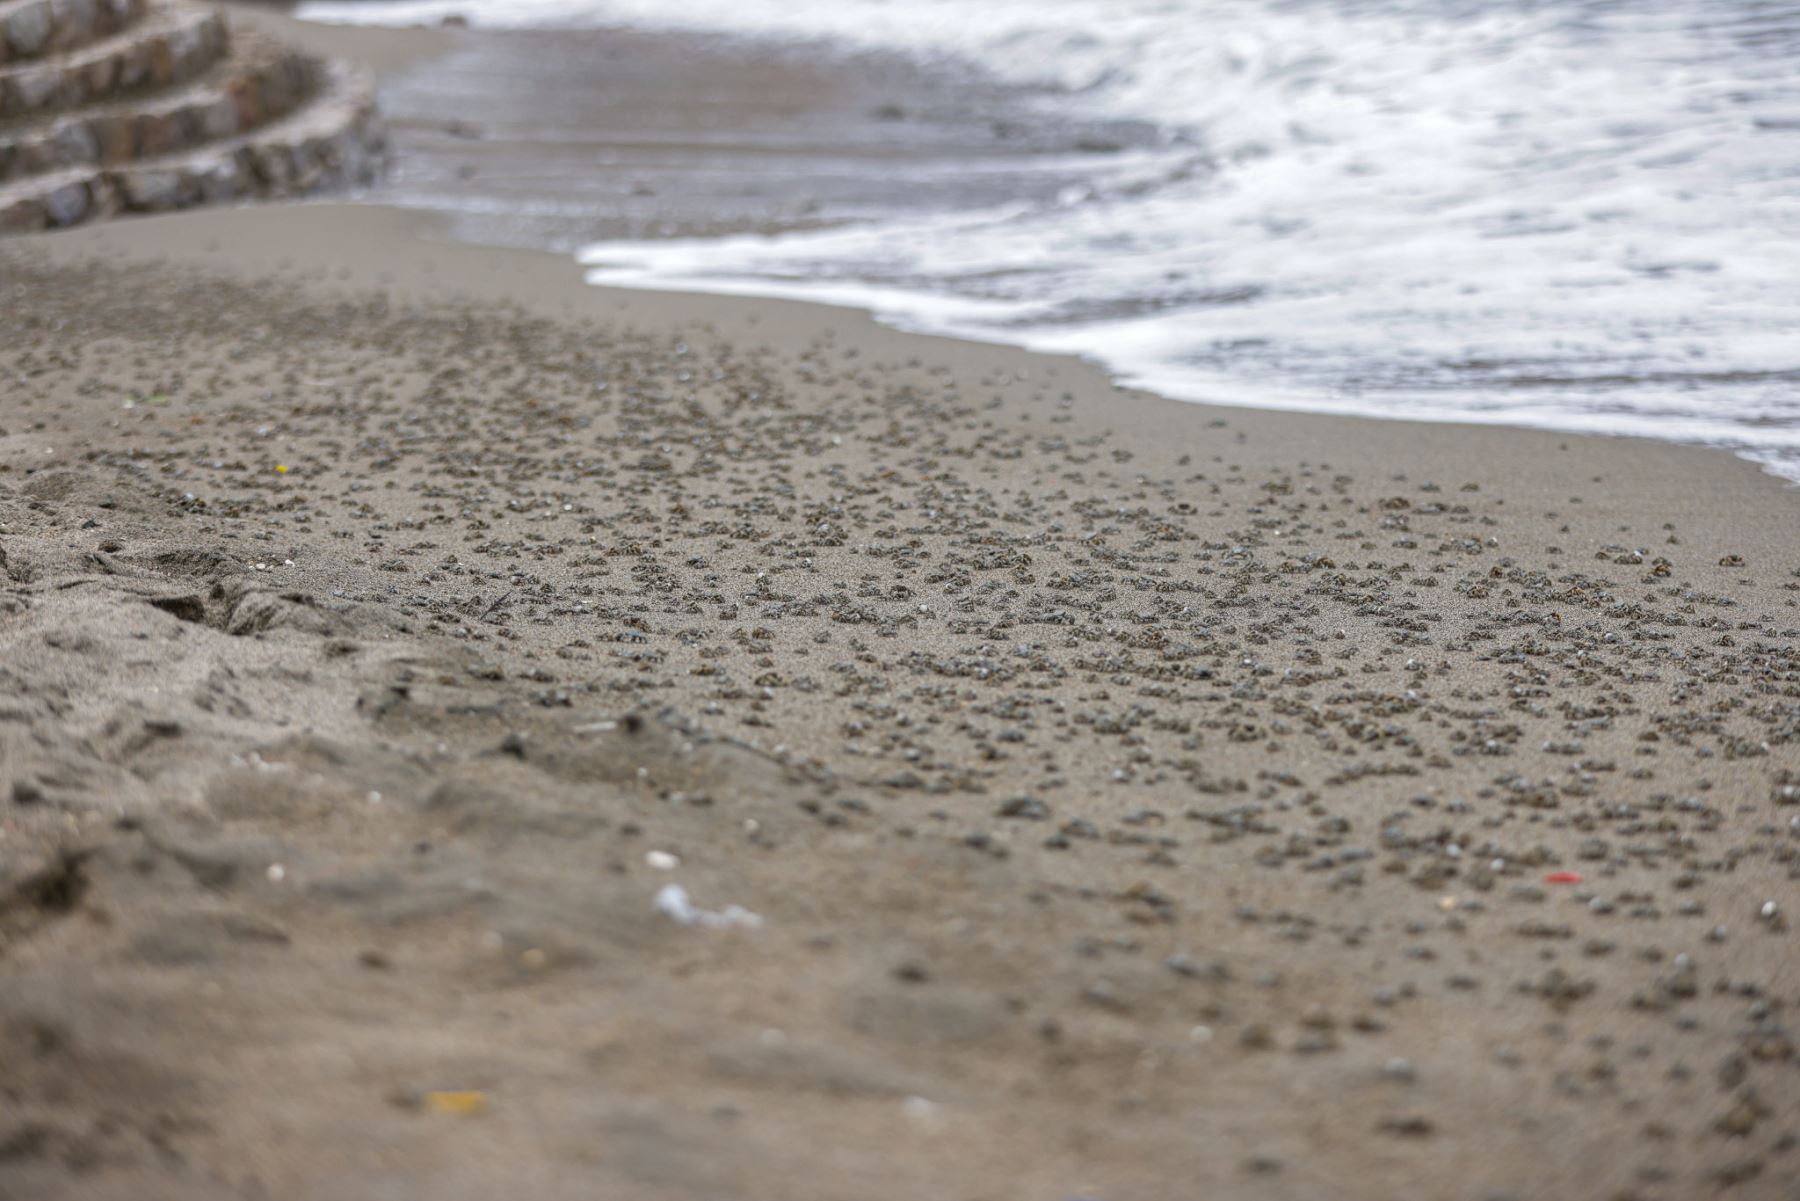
top-left (0, 244), bottom-right (1794, 1200)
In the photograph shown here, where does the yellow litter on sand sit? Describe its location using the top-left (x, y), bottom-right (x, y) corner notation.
top-left (275, 464), bottom-right (289, 474)
top-left (423, 1091), bottom-right (488, 1117)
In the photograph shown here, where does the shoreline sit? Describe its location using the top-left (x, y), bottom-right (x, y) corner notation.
top-left (256, 3), bottom-right (1800, 485)
top-left (221, 5), bottom-right (1800, 482)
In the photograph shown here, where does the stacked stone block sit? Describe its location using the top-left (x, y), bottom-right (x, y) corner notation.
top-left (0, 0), bottom-right (149, 63)
top-left (0, 0), bottom-right (385, 234)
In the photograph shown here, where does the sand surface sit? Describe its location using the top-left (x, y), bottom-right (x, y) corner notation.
top-left (1, 204), bottom-right (1798, 1200)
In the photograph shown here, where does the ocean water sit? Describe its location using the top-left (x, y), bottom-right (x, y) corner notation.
top-left (299, 0), bottom-right (1800, 480)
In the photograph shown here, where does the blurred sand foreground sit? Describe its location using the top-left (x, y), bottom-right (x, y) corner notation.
top-left (1, 169), bottom-right (1797, 1201)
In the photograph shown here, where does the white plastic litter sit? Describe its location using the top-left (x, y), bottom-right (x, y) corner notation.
top-left (655, 884), bottom-right (763, 929)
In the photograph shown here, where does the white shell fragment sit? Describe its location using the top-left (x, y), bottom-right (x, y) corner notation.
top-left (654, 884), bottom-right (763, 929)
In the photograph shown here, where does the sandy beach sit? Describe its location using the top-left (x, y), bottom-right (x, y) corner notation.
top-left (3, 13), bottom-right (1799, 1201)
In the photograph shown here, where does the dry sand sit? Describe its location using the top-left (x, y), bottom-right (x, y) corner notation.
top-left (1, 203), bottom-right (1797, 1201)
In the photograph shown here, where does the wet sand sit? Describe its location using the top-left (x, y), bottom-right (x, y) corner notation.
top-left (1, 202), bottom-right (1797, 1200)
top-left (232, 3), bottom-right (1160, 252)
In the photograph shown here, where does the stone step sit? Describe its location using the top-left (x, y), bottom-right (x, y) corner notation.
top-left (0, 37), bottom-right (321, 183)
top-left (0, 0), bottom-right (148, 65)
top-left (0, 2), bottom-right (225, 122)
top-left (0, 60), bottom-right (385, 232)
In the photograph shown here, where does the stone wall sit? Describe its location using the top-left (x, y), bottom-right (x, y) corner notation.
top-left (0, 0), bottom-right (387, 235)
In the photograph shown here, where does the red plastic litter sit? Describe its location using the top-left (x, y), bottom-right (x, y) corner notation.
top-left (1544, 872), bottom-right (1583, 885)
